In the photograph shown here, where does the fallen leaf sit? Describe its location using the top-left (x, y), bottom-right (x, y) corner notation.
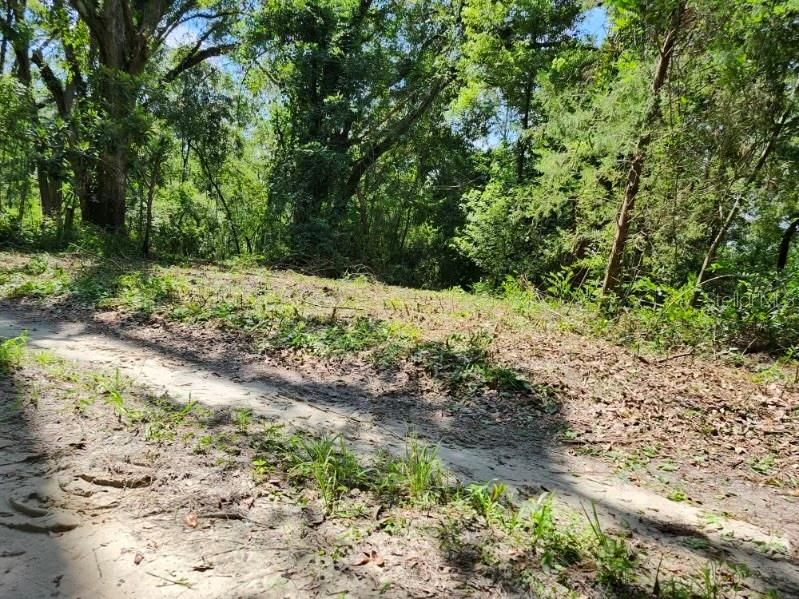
top-left (352, 549), bottom-right (384, 567)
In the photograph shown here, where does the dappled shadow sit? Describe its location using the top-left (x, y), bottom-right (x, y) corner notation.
top-left (0, 366), bottom-right (74, 598)
top-left (4, 311), bottom-right (797, 596)
top-left (1, 255), bottom-right (798, 594)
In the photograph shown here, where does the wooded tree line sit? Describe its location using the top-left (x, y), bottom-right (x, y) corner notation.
top-left (1, 0), bottom-right (798, 298)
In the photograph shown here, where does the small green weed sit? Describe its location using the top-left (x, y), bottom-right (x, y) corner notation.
top-left (141, 398), bottom-right (198, 442)
top-left (292, 436), bottom-right (364, 512)
top-left (521, 494), bottom-right (582, 569)
top-left (668, 489), bottom-right (688, 502)
top-left (584, 504), bottom-right (636, 588)
top-left (232, 408), bottom-right (253, 433)
top-left (8, 279), bottom-right (63, 298)
top-left (0, 334), bottom-right (28, 371)
top-left (748, 454), bottom-right (776, 475)
top-left (465, 482), bottom-right (508, 524)
top-left (96, 271), bottom-right (183, 313)
top-left (33, 350), bottom-right (61, 366)
top-left (251, 457), bottom-right (272, 480)
top-left (22, 255), bottom-right (49, 275)
top-left (378, 439), bottom-right (445, 505)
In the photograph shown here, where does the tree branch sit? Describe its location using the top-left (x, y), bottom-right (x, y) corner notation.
top-left (163, 42), bottom-right (235, 82)
top-left (340, 72), bottom-right (454, 212)
top-left (31, 49), bottom-right (68, 117)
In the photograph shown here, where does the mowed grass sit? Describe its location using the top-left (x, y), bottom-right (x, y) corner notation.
top-left (0, 252), bottom-right (541, 400)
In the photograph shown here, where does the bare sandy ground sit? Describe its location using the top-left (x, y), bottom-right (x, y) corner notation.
top-left (1, 310), bottom-right (798, 597)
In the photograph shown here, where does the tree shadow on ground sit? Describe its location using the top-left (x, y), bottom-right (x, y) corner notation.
top-left (7, 311), bottom-right (795, 597)
top-left (0, 368), bottom-right (72, 599)
top-left (2, 255), bottom-right (798, 595)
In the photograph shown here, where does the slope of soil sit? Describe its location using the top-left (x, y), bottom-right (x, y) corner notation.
top-left (1, 251), bottom-right (798, 596)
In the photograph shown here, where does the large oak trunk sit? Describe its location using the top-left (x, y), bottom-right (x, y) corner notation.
top-left (83, 144), bottom-right (127, 231)
top-left (71, 0), bottom-right (143, 233)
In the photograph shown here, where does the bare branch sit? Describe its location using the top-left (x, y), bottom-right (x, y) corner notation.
top-left (163, 42), bottom-right (236, 82)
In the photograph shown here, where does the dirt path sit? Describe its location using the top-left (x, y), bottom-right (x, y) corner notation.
top-left (1, 309), bottom-right (798, 596)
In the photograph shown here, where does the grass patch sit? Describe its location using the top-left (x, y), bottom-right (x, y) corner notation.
top-left (0, 334), bottom-right (27, 371)
top-left (2, 254), bottom-right (535, 402)
top-left (376, 438), bottom-right (446, 505)
top-left (290, 435), bottom-right (365, 512)
top-left (409, 332), bottom-right (530, 396)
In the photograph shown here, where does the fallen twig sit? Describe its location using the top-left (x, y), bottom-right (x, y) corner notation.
top-left (656, 350), bottom-right (694, 364)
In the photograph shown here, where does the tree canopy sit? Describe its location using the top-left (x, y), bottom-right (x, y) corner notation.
top-left (2, 0), bottom-right (799, 347)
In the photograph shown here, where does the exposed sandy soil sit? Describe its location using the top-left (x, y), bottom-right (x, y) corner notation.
top-left (0, 306), bottom-right (797, 597)
top-left (0, 375), bottom-right (487, 599)
top-left (1, 252), bottom-right (798, 596)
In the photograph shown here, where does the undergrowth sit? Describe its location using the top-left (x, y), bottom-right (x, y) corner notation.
top-left (0, 333), bottom-right (27, 371)
top-left (0, 254), bottom-right (535, 399)
top-left (6, 252), bottom-right (797, 369)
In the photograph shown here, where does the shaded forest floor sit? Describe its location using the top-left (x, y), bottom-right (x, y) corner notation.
top-left (1, 250), bottom-right (798, 597)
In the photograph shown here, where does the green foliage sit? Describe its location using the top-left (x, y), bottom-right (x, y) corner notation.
top-left (465, 482), bottom-right (509, 523)
top-left (0, 256), bottom-right (69, 299)
top-left (584, 504), bottom-right (636, 588)
top-left (292, 435), bottom-right (365, 511)
top-left (97, 271), bottom-right (183, 313)
top-left (0, 334), bottom-right (28, 372)
top-left (707, 273), bottom-right (799, 352)
top-left (270, 316), bottom-right (395, 355)
top-left (377, 439), bottom-right (445, 505)
top-left (613, 277), bottom-right (714, 350)
top-left (410, 332), bottom-right (530, 396)
top-left (1, 0), bottom-right (798, 308)
top-left (232, 408), bottom-right (254, 434)
top-left (522, 493), bottom-right (583, 570)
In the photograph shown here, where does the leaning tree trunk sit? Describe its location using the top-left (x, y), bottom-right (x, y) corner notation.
top-left (691, 79), bottom-right (798, 303)
top-left (777, 217), bottom-right (799, 270)
top-left (601, 2), bottom-right (685, 295)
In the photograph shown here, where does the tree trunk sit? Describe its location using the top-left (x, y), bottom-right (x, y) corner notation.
top-left (71, 156), bottom-right (94, 221)
top-left (36, 164), bottom-right (63, 218)
top-left (70, 0), bottom-right (144, 233)
top-left (336, 75), bottom-right (451, 224)
top-left (777, 217), bottom-right (799, 270)
top-left (194, 143), bottom-right (241, 254)
top-left (142, 139), bottom-right (167, 256)
top-left (0, 2), bottom-right (10, 72)
top-left (692, 80), bottom-right (798, 301)
top-left (17, 169), bottom-right (29, 223)
top-left (83, 144), bottom-right (128, 231)
top-left (515, 71), bottom-right (534, 182)
top-left (142, 179), bottom-right (156, 257)
top-left (62, 195), bottom-right (76, 240)
top-left (601, 2), bottom-right (684, 295)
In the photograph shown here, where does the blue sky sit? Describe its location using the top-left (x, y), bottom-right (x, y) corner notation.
top-left (575, 6), bottom-right (610, 46)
